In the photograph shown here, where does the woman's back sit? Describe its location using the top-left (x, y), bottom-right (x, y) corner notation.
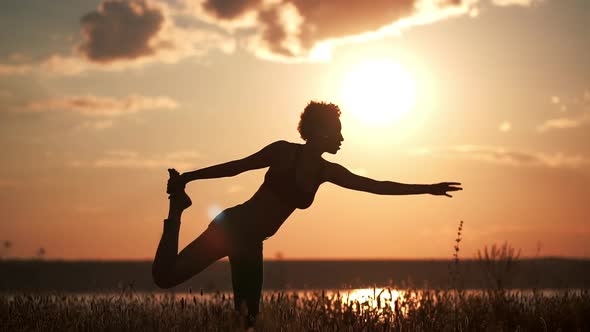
top-left (261, 141), bottom-right (325, 209)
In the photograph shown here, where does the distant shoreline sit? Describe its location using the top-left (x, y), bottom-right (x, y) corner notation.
top-left (2, 257), bottom-right (588, 263)
top-left (2, 258), bottom-right (589, 292)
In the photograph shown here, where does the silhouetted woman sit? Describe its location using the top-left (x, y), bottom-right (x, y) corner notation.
top-left (152, 101), bottom-right (462, 326)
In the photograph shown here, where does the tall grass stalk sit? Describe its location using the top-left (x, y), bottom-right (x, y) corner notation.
top-left (477, 242), bottom-right (521, 298)
top-left (1, 290), bottom-right (589, 331)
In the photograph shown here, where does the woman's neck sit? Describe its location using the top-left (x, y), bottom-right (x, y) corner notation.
top-left (301, 142), bottom-right (324, 161)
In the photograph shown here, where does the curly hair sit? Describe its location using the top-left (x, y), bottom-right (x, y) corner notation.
top-left (297, 101), bottom-right (341, 141)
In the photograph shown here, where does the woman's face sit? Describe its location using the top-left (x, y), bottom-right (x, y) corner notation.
top-left (318, 119), bottom-right (344, 154)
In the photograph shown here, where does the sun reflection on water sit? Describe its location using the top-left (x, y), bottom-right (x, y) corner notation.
top-left (318, 287), bottom-right (421, 316)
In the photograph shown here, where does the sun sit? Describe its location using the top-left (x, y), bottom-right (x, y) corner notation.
top-left (340, 59), bottom-right (417, 126)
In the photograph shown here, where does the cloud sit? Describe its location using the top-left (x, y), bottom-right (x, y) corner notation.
top-left (0, 63), bottom-right (34, 75)
top-left (77, 0), bottom-right (166, 63)
top-left (20, 94), bottom-right (178, 117)
top-left (537, 114), bottom-right (590, 132)
top-left (68, 150), bottom-right (202, 169)
top-left (241, 0), bottom-right (480, 62)
top-left (76, 0), bottom-right (234, 65)
top-left (0, 0), bottom-right (234, 76)
top-left (0, 0), bottom-right (544, 72)
top-left (202, 0), bottom-right (263, 20)
top-left (491, 0), bottom-right (541, 7)
top-left (176, 0), bottom-right (546, 62)
top-left (412, 145), bottom-right (590, 169)
top-left (1, 55), bottom-right (98, 76)
top-left (174, 0), bottom-right (262, 30)
top-left (538, 90), bottom-right (590, 132)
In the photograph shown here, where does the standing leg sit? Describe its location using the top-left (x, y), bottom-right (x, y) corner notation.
top-left (229, 240), bottom-right (264, 327)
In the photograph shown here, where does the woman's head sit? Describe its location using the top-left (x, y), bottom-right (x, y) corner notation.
top-left (298, 101), bottom-right (343, 153)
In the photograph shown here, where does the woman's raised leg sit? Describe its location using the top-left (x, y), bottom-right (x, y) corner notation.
top-left (152, 169), bottom-right (228, 289)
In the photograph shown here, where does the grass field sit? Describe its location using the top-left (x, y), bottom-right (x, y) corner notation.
top-left (2, 288), bottom-right (589, 331)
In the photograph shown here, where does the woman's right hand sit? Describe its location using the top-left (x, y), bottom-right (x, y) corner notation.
top-left (429, 182), bottom-right (462, 197)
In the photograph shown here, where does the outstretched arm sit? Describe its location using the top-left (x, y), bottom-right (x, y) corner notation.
top-left (324, 162), bottom-right (462, 197)
top-left (170, 141), bottom-right (285, 188)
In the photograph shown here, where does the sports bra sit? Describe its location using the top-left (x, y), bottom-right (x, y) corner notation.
top-left (261, 143), bottom-right (323, 209)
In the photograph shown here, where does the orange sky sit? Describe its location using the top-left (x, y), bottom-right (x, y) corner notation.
top-left (0, 0), bottom-right (589, 260)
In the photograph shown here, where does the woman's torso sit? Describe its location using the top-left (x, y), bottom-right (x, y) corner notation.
top-left (213, 142), bottom-right (325, 239)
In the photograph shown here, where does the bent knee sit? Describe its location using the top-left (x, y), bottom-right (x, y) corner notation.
top-left (152, 265), bottom-right (178, 289)
top-left (152, 273), bottom-right (178, 289)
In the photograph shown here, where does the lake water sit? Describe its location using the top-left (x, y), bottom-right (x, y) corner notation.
top-left (6, 287), bottom-right (581, 314)
top-left (97, 287), bottom-right (584, 312)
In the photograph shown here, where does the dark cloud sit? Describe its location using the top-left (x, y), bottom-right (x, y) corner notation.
top-left (289, 0), bottom-right (415, 44)
top-left (258, 6), bottom-right (293, 57)
top-left (202, 0), bottom-right (263, 20)
top-left (195, 0), bottom-right (474, 60)
top-left (0, 0), bottom-right (235, 75)
top-left (77, 0), bottom-right (166, 63)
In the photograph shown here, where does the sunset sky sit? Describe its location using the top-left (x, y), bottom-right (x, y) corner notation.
top-left (1, 0), bottom-right (588, 260)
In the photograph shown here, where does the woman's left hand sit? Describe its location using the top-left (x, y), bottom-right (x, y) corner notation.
top-left (166, 168), bottom-right (187, 194)
top-left (429, 182), bottom-right (462, 197)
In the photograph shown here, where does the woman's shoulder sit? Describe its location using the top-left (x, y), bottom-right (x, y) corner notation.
top-left (260, 140), bottom-right (294, 154)
top-left (319, 157), bottom-right (337, 167)
top-left (271, 140), bottom-right (299, 147)
top-left (268, 140), bottom-right (302, 152)
top-left (319, 159), bottom-right (345, 176)
top-left (264, 140), bottom-right (299, 165)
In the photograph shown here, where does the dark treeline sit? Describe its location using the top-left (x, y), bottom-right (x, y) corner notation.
top-left (1, 259), bottom-right (589, 292)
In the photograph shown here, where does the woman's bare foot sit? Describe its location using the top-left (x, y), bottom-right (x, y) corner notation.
top-left (167, 169), bottom-right (192, 219)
